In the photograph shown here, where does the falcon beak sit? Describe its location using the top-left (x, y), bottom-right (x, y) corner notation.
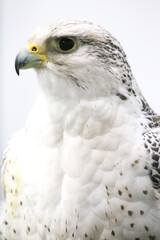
top-left (15, 48), bottom-right (43, 75)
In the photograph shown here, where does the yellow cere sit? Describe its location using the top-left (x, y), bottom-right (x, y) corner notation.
top-left (27, 41), bottom-right (49, 62)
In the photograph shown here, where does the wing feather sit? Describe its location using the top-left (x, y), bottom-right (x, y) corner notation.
top-left (143, 130), bottom-right (160, 191)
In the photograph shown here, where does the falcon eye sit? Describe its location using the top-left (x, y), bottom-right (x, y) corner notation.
top-left (57, 37), bottom-right (76, 53)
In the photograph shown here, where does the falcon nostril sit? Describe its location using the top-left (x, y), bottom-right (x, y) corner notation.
top-left (32, 46), bottom-right (38, 52)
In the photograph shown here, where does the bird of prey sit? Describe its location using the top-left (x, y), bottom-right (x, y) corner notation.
top-left (0, 20), bottom-right (160, 240)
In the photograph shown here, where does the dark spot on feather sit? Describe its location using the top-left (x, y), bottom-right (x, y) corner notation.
top-left (128, 193), bottom-right (132, 198)
top-left (149, 236), bottom-right (156, 240)
top-left (143, 190), bottom-right (148, 195)
top-left (144, 166), bottom-right (148, 170)
top-left (144, 225), bottom-right (149, 232)
top-left (118, 190), bottom-right (122, 196)
top-left (117, 93), bottom-right (127, 100)
top-left (152, 153), bottom-right (159, 161)
top-left (111, 230), bottom-right (115, 236)
top-left (121, 205), bottom-right (124, 210)
top-left (134, 160), bottom-right (139, 164)
top-left (128, 210), bottom-right (133, 216)
top-left (152, 161), bottom-right (158, 168)
top-left (140, 210), bottom-right (144, 215)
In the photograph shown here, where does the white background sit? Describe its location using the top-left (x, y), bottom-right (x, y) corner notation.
top-left (0, 0), bottom-right (160, 198)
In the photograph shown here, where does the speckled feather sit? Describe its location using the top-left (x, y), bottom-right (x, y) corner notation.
top-left (0, 20), bottom-right (160, 240)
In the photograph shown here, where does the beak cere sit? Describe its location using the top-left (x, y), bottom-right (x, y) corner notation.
top-left (15, 48), bottom-right (43, 75)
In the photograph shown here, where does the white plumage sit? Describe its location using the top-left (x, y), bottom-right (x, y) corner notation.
top-left (0, 20), bottom-right (160, 240)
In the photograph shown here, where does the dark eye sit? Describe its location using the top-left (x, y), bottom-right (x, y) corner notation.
top-left (58, 37), bottom-right (76, 52)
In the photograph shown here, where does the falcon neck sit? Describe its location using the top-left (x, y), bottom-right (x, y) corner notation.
top-left (26, 92), bottom-right (146, 143)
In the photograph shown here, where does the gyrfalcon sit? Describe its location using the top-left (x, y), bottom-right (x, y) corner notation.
top-left (0, 19), bottom-right (160, 240)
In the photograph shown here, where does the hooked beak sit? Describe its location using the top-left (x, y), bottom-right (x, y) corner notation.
top-left (15, 48), bottom-right (43, 75)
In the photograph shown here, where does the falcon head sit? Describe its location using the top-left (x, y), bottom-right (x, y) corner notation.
top-left (15, 20), bottom-right (134, 99)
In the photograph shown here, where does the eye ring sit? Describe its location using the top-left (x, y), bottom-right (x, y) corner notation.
top-left (57, 37), bottom-right (77, 53)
